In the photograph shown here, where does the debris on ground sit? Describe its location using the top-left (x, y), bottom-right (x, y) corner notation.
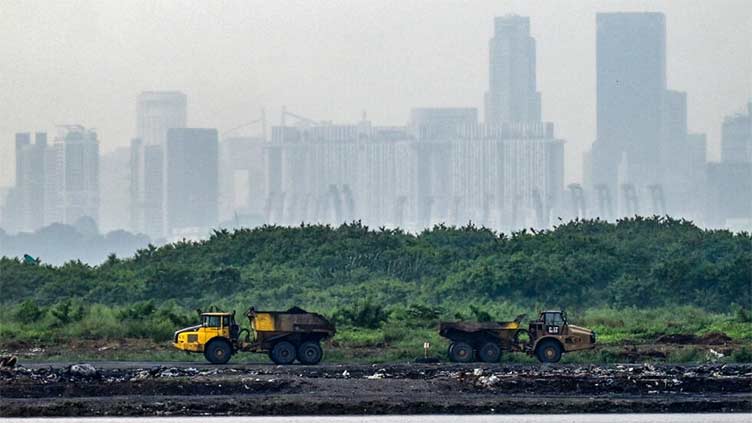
top-left (0, 356), bottom-right (17, 368)
top-left (69, 363), bottom-right (97, 377)
top-left (0, 363), bottom-right (750, 416)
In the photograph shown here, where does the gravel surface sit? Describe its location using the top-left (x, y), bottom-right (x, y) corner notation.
top-left (1, 362), bottom-right (750, 416)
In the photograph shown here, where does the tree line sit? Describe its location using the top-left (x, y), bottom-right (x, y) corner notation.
top-left (1, 217), bottom-right (749, 314)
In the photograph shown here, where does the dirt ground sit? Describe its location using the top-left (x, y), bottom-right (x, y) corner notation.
top-left (1, 361), bottom-right (750, 416)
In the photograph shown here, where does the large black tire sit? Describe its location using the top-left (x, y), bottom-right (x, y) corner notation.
top-left (297, 341), bottom-right (323, 365)
top-left (204, 339), bottom-right (232, 364)
top-left (449, 341), bottom-right (474, 363)
top-left (478, 342), bottom-right (501, 363)
top-left (447, 343), bottom-right (456, 360)
top-left (270, 341), bottom-right (297, 365)
top-left (535, 339), bottom-right (563, 363)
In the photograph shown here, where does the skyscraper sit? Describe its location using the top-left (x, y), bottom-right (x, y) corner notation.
top-left (100, 147), bottom-right (131, 232)
top-left (721, 100), bottom-right (752, 164)
top-left (130, 91), bottom-right (187, 238)
top-left (219, 136), bottom-right (267, 225)
top-left (57, 126), bottom-right (100, 226)
top-left (660, 90), bottom-right (690, 215)
top-left (166, 128), bottom-right (218, 236)
top-left (484, 15), bottom-right (541, 125)
top-left (136, 91), bottom-right (187, 146)
top-left (590, 12), bottom-right (666, 205)
top-left (5, 133), bottom-right (46, 232)
top-left (706, 101), bottom-right (752, 229)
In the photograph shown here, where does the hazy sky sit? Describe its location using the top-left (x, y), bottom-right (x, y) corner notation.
top-left (1, 0), bottom-right (750, 186)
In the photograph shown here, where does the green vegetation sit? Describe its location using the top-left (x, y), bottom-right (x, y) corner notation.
top-left (1, 217), bottom-right (750, 362)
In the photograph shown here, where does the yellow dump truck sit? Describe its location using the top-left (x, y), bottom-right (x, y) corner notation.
top-left (439, 310), bottom-right (596, 363)
top-left (173, 306), bottom-right (336, 365)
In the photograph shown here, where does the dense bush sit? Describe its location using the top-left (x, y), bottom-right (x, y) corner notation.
top-left (1, 217), bottom-right (748, 314)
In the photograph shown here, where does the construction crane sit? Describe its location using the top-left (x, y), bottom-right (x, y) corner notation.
top-left (285, 194), bottom-right (299, 223)
top-left (394, 196), bottom-right (407, 228)
top-left (621, 184), bottom-right (639, 216)
top-left (275, 192), bottom-right (286, 223)
top-left (594, 184), bottom-right (613, 220)
top-left (647, 184), bottom-right (666, 215)
top-left (280, 107), bottom-right (321, 129)
top-left (451, 196), bottom-right (462, 226)
top-left (264, 193), bottom-right (276, 223)
top-left (567, 184), bottom-right (587, 219)
top-left (420, 196), bottom-right (434, 227)
top-left (223, 109), bottom-right (267, 140)
top-left (531, 189), bottom-right (546, 228)
top-left (327, 185), bottom-right (343, 223)
top-left (299, 193), bottom-right (312, 222)
top-left (342, 185), bottom-right (355, 222)
top-left (482, 194), bottom-right (495, 228)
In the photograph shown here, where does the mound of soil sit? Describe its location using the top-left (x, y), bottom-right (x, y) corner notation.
top-left (656, 332), bottom-right (732, 345)
top-left (655, 334), bottom-right (697, 344)
top-left (698, 332), bottom-right (733, 345)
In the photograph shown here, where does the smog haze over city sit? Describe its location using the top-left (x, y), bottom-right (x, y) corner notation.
top-left (3, 2), bottom-right (752, 418)
top-left (1, 0), bottom-right (751, 264)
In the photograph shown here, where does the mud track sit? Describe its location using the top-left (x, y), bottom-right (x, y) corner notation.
top-left (1, 362), bottom-right (750, 416)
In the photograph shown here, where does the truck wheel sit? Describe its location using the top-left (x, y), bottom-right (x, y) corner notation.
top-left (447, 343), bottom-right (456, 361)
top-left (449, 341), bottom-right (474, 363)
top-left (298, 341), bottom-right (323, 365)
top-left (204, 339), bottom-right (232, 364)
top-left (535, 339), bottom-right (563, 363)
top-left (478, 342), bottom-right (501, 363)
top-left (270, 341), bottom-right (296, 365)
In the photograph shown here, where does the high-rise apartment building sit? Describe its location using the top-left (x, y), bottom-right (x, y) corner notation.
top-left (100, 147), bottom-right (131, 233)
top-left (721, 101), bottom-right (752, 164)
top-left (166, 128), bottom-right (218, 236)
top-left (410, 108), bottom-right (478, 224)
top-left (57, 126), bottom-right (100, 226)
top-left (484, 15), bottom-right (541, 125)
top-left (130, 91), bottom-right (187, 238)
top-left (4, 132), bottom-right (47, 232)
top-left (4, 126), bottom-right (100, 232)
top-left (219, 136), bottom-right (267, 225)
top-left (706, 101), bottom-right (752, 229)
top-left (590, 12), bottom-right (666, 199)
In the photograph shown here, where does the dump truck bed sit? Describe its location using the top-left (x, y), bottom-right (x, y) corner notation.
top-left (252, 309), bottom-right (336, 335)
top-left (439, 320), bottom-right (521, 335)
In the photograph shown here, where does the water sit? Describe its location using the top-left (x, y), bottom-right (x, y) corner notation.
top-left (2, 415), bottom-right (749, 423)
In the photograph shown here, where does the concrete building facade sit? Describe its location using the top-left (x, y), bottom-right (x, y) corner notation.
top-left (590, 12), bottom-right (666, 203)
top-left (57, 126), bottom-right (100, 226)
top-left (130, 91), bottom-right (187, 238)
top-left (166, 128), bottom-right (218, 237)
top-left (218, 136), bottom-right (267, 227)
top-left (266, 117), bottom-right (563, 232)
top-left (721, 101), bottom-right (752, 164)
top-left (484, 15), bottom-right (541, 125)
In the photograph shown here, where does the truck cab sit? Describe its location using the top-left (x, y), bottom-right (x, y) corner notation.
top-left (529, 310), bottom-right (596, 362)
top-left (173, 312), bottom-right (239, 363)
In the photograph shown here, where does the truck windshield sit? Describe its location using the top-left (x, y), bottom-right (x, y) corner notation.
top-left (544, 313), bottom-right (565, 326)
top-left (203, 316), bottom-right (222, 327)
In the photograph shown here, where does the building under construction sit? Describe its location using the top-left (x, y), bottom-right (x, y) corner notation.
top-left (261, 109), bottom-right (565, 232)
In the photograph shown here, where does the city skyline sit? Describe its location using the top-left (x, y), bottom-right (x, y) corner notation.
top-left (1, 1), bottom-right (750, 188)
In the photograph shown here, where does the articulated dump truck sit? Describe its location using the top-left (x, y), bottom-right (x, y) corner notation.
top-left (439, 310), bottom-right (596, 363)
top-left (173, 306), bottom-right (336, 365)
